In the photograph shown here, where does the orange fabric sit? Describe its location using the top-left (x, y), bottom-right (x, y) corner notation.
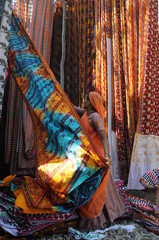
top-left (89, 91), bottom-right (105, 127)
top-left (79, 108), bottom-right (109, 219)
top-left (79, 168), bottom-right (110, 219)
top-left (1, 175), bottom-right (16, 187)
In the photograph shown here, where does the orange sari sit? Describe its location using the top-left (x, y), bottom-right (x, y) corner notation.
top-left (79, 92), bottom-right (110, 219)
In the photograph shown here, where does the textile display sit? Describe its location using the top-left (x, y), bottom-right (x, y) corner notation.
top-left (111, 0), bottom-right (138, 181)
top-left (3, 0), bottom-right (55, 175)
top-left (60, 1), bottom-right (111, 124)
top-left (127, 0), bottom-right (159, 189)
top-left (8, 12), bottom-right (109, 213)
top-left (111, 0), bottom-right (159, 184)
top-left (0, 0), bottom-right (12, 117)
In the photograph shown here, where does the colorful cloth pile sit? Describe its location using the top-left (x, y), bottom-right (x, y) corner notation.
top-left (0, 187), bottom-right (78, 237)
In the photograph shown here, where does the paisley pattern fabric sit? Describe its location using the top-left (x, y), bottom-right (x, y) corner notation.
top-left (0, 0), bottom-right (12, 117)
top-left (8, 13), bottom-right (108, 213)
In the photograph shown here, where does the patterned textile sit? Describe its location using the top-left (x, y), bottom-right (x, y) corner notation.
top-left (140, 169), bottom-right (159, 189)
top-left (3, 0), bottom-right (55, 176)
top-left (0, 188), bottom-right (78, 237)
top-left (127, 195), bottom-right (154, 213)
top-left (114, 179), bottom-right (132, 217)
top-left (0, 0), bottom-right (12, 117)
top-left (126, 193), bottom-right (159, 235)
top-left (62, 0), bottom-right (109, 120)
top-left (127, 0), bottom-right (159, 189)
top-left (133, 208), bottom-right (159, 235)
top-left (111, 0), bottom-right (140, 181)
top-left (8, 12), bottom-right (108, 212)
top-left (12, 0), bottom-right (54, 64)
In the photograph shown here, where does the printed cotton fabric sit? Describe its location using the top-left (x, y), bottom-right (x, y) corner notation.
top-left (8, 12), bottom-right (108, 213)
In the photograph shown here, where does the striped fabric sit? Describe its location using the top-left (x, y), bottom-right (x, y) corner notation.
top-left (8, 12), bottom-right (108, 212)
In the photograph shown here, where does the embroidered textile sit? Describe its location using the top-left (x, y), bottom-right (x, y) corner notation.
top-left (8, 13), bottom-right (108, 212)
top-left (0, 0), bottom-right (12, 117)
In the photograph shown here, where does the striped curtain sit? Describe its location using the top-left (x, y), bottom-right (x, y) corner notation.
top-left (62, 0), bottom-right (111, 129)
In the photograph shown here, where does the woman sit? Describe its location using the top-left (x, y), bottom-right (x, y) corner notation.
top-left (74, 91), bottom-right (125, 231)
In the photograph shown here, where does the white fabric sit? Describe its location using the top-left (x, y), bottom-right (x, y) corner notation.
top-left (111, 131), bottom-right (120, 179)
top-left (107, 38), bottom-right (119, 179)
top-left (68, 224), bottom-right (136, 240)
top-left (127, 133), bottom-right (159, 190)
top-left (0, 0), bottom-right (12, 117)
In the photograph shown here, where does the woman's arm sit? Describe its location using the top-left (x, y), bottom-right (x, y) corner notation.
top-left (98, 130), bottom-right (109, 155)
top-left (73, 105), bottom-right (85, 117)
top-left (98, 130), bottom-right (112, 167)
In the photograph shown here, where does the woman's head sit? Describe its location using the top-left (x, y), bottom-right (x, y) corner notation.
top-left (88, 91), bottom-right (105, 123)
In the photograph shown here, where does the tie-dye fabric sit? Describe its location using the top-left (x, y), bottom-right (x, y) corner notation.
top-left (8, 13), bottom-right (108, 213)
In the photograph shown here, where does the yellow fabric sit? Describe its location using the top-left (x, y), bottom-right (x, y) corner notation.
top-left (15, 189), bottom-right (55, 214)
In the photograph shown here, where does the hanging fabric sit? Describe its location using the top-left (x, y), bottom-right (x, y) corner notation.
top-left (128, 0), bottom-right (159, 189)
top-left (0, 0), bottom-right (12, 117)
top-left (7, 12), bottom-right (109, 213)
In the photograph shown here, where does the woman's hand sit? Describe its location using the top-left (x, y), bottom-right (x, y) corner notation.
top-left (104, 153), bottom-right (112, 167)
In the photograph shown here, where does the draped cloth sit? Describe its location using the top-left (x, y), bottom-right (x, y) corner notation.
top-left (8, 12), bottom-right (109, 213)
top-left (112, 0), bottom-right (159, 185)
top-left (127, 0), bottom-right (159, 189)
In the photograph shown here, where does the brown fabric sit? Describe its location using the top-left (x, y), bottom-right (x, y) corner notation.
top-left (105, 174), bottom-right (125, 223)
